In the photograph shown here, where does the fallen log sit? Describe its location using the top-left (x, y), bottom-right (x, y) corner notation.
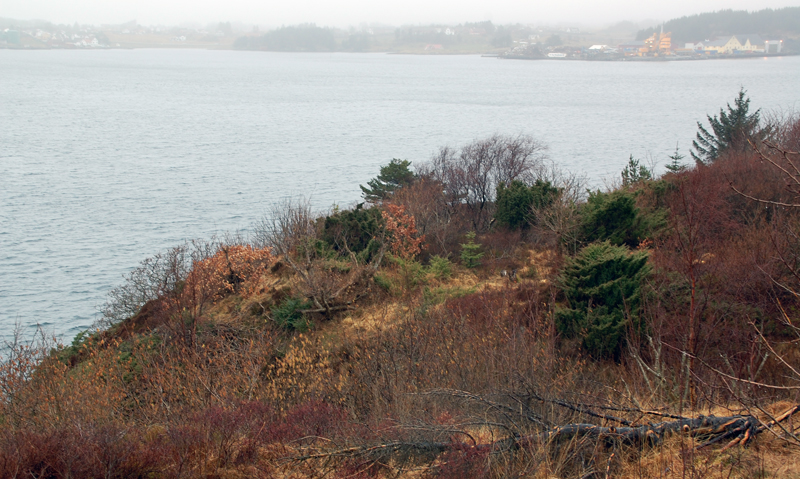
top-left (519, 414), bottom-right (761, 449)
top-left (287, 405), bottom-right (800, 466)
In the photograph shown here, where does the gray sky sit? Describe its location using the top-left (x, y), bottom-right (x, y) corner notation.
top-left (3, 0), bottom-right (798, 28)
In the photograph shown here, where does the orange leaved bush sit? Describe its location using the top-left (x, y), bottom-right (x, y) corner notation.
top-left (382, 204), bottom-right (424, 259)
top-left (183, 245), bottom-right (274, 304)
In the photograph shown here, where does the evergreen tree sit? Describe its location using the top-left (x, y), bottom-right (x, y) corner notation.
top-left (555, 241), bottom-right (651, 359)
top-left (495, 179), bottom-right (559, 230)
top-left (360, 159), bottom-right (415, 202)
top-left (691, 89), bottom-right (762, 165)
top-left (460, 232), bottom-right (484, 268)
top-left (621, 156), bottom-right (653, 187)
top-left (665, 146), bottom-right (687, 173)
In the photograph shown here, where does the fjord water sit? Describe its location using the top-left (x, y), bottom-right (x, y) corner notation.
top-left (1, 49), bottom-right (799, 344)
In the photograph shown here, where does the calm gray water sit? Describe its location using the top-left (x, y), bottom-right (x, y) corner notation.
top-left (1, 49), bottom-right (799, 344)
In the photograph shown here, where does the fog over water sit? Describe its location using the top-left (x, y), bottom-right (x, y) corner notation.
top-left (4, 0), bottom-right (800, 28)
top-left (1, 50), bottom-right (799, 344)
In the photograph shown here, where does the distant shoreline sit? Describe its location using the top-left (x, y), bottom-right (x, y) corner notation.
top-left (1, 45), bottom-right (796, 63)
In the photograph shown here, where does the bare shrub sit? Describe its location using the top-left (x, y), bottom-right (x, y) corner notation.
top-left (100, 244), bottom-right (193, 328)
top-left (390, 177), bottom-right (468, 258)
top-left (419, 134), bottom-right (548, 231)
top-left (257, 198), bottom-right (388, 317)
top-left (530, 164), bottom-right (586, 255)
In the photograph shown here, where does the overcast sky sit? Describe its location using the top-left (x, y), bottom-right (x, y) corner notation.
top-left (3, 0), bottom-right (798, 29)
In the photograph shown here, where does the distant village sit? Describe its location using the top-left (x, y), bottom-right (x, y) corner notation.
top-left (0, 21), bottom-right (238, 49)
top-left (585, 31), bottom-right (784, 59)
top-left (0, 19), bottom-right (792, 60)
top-left (501, 29), bottom-right (787, 60)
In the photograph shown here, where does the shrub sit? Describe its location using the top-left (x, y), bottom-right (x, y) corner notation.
top-left (373, 272), bottom-right (392, 292)
top-left (494, 179), bottom-right (559, 230)
top-left (579, 189), bottom-right (661, 248)
top-left (321, 205), bottom-right (385, 261)
top-left (272, 297), bottom-right (313, 331)
top-left (427, 255), bottom-right (453, 280)
top-left (382, 203), bottom-right (424, 259)
top-left (422, 285), bottom-right (476, 309)
top-left (620, 155), bottom-right (653, 187)
top-left (460, 232), bottom-right (484, 268)
top-left (555, 241), bottom-right (651, 359)
top-left (421, 134), bottom-right (548, 231)
top-left (389, 254), bottom-right (427, 291)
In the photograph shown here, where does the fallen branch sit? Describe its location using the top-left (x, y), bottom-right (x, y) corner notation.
top-left (285, 406), bottom-right (800, 468)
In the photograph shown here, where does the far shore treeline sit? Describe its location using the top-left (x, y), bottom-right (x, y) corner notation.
top-left (4, 7), bottom-right (800, 54)
top-left (229, 8), bottom-right (800, 53)
top-left (636, 7), bottom-right (800, 44)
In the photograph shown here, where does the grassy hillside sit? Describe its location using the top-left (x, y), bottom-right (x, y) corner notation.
top-left (2, 103), bottom-right (800, 477)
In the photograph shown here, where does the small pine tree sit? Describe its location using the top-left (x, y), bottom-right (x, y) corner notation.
top-left (621, 155), bottom-right (653, 187)
top-left (460, 232), bottom-right (484, 268)
top-left (665, 145), bottom-right (686, 173)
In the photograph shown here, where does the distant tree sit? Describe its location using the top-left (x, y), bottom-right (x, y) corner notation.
top-left (621, 155), bottom-right (653, 187)
top-left (217, 22), bottom-right (233, 36)
top-left (692, 89), bottom-right (763, 165)
top-left (360, 159), bottom-right (416, 202)
top-left (341, 33), bottom-right (371, 52)
top-left (491, 27), bottom-right (512, 47)
top-left (635, 7), bottom-right (800, 43)
top-left (544, 34), bottom-right (563, 47)
top-left (665, 146), bottom-right (687, 173)
top-left (233, 24), bottom-right (336, 51)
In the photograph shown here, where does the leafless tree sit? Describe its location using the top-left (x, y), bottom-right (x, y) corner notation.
top-left (530, 165), bottom-right (586, 255)
top-left (100, 244), bottom-right (193, 328)
top-left (420, 134), bottom-right (548, 231)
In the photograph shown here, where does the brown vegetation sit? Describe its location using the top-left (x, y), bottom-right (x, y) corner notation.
top-left (3, 124), bottom-right (800, 478)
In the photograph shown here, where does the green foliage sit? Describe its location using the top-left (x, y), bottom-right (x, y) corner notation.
top-left (545, 34), bottom-right (563, 47)
top-left (271, 297), bottom-right (313, 331)
top-left (56, 329), bottom-right (96, 366)
top-left (494, 180), bottom-right (560, 230)
top-left (691, 88), bottom-right (764, 165)
top-left (373, 272), bottom-right (392, 292)
top-left (460, 232), bottom-right (484, 268)
top-left (621, 156), bottom-right (652, 187)
top-left (341, 33), bottom-right (371, 52)
top-left (360, 159), bottom-right (416, 202)
top-left (491, 26), bottom-right (512, 47)
top-left (389, 254), bottom-right (428, 291)
top-left (635, 7), bottom-right (800, 43)
top-left (580, 190), bottom-right (645, 247)
top-left (556, 242), bottom-right (651, 359)
top-left (426, 255), bottom-right (453, 280)
top-left (233, 24), bottom-right (336, 51)
top-left (665, 146), bottom-right (687, 173)
top-left (321, 206), bottom-right (385, 262)
top-left (421, 285), bottom-right (477, 312)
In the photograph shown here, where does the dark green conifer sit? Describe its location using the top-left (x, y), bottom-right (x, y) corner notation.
top-left (691, 88), bottom-right (763, 165)
top-left (360, 159), bottom-right (416, 202)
